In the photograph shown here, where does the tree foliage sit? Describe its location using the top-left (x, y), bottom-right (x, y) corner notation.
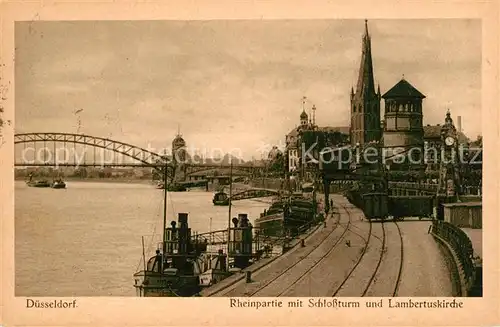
top-left (266, 146), bottom-right (285, 175)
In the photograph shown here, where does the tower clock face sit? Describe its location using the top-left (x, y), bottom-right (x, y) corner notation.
top-left (445, 136), bottom-right (455, 146)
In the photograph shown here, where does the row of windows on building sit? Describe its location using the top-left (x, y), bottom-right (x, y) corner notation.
top-left (352, 103), bottom-right (379, 113)
top-left (351, 102), bottom-right (423, 114)
top-left (385, 101), bottom-right (422, 113)
top-left (286, 141), bottom-right (477, 173)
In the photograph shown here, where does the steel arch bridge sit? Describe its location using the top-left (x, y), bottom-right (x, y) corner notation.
top-left (185, 165), bottom-right (254, 176)
top-left (14, 132), bottom-right (264, 182)
top-left (14, 132), bottom-right (170, 168)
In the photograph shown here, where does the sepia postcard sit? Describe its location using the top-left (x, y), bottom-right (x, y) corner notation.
top-left (1, 0), bottom-right (499, 326)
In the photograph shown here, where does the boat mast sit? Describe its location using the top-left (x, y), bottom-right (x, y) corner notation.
top-left (162, 162), bottom-right (168, 255)
top-left (141, 235), bottom-right (147, 271)
top-left (227, 158), bottom-right (233, 271)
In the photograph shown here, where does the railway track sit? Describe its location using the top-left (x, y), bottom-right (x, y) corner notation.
top-left (244, 205), bottom-right (349, 297)
top-left (212, 199), bottom-right (404, 298)
top-left (211, 204), bottom-right (342, 297)
top-left (272, 204), bottom-right (353, 297)
top-left (359, 219), bottom-right (404, 297)
top-left (392, 221), bottom-right (404, 296)
top-left (331, 215), bottom-right (374, 296)
top-left (361, 221), bottom-right (386, 296)
top-left (250, 201), bottom-right (377, 297)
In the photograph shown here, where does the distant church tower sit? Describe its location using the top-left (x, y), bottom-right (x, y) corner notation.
top-left (437, 110), bottom-right (462, 197)
top-left (382, 77), bottom-right (425, 168)
top-left (172, 129), bottom-right (187, 182)
top-left (350, 20), bottom-right (382, 146)
top-left (300, 109), bottom-right (308, 127)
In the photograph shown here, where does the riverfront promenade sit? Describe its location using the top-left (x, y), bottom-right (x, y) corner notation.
top-left (203, 194), bottom-right (453, 297)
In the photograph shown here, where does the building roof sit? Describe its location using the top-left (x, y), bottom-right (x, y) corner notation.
top-left (286, 127), bottom-right (299, 138)
top-left (443, 202), bottom-right (482, 208)
top-left (286, 126), bottom-right (350, 139)
top-left (422, 125), bottom-right (442, 139)
top-left (189, 168), bottom-right (250, 177)
top-left (382, 78), bottom-right (426, 99)
top-left (318, 126), bottom-right (350, 134)
top-left (355, 20), bottom-right (376, 97)
top-left (423, 125), bottom-right (469, 143)
top-left (300, 110), bottom-right (308, 119)
top-left (172, 134), bottom-right (186, 147)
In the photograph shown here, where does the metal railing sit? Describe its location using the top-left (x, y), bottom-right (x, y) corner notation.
top-left (388, 182), bottom-right (481, 196)
top-left (189, 217), bottom-right (323, 258)
top-left (389, 182), bottom-right (438, 192)
top-left (431, 220), bottom-right (476, 293)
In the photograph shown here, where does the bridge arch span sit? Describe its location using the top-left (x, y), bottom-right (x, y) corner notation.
top-left (186, 166), bottom-right (252, 177)
top-left (14, 132), bottom-right (170, 167)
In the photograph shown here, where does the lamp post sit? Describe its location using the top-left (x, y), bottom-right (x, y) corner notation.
top-left (227, 158), bottom-right (233, 272)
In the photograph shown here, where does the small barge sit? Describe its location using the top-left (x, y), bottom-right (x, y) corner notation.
top-left (26, 180), bottom-right (51, 188)
top-left (254, 193), bottom-right (317, 237)
top-left (156, 181), bottom-right (187, 192)
top-left (52, 179), bottom-right (66, 189)
top-left (212, 191), bottom-right (229, 206)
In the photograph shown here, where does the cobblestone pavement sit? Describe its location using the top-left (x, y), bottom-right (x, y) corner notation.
top-left (216, 195), bottom-right (355, 297)
top-left (332, 220), bottom-right (384, 297)
top-left (213, 194), bottom-right (345, 297)
top-left (396, 221), bottom-right (453, 296)
top-left (364, 221), bottom-right (403, 297)
top-left (211, 195), bottom-right (453, 297)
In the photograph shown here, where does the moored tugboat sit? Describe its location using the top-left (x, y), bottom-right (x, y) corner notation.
top-left (134, 213), bottom-right (214, 297)
top-left (135, 167), bottom-right (230, 297)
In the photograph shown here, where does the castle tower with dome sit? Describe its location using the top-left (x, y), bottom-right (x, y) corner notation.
top-left (172, 129), bottom-right (187, 182)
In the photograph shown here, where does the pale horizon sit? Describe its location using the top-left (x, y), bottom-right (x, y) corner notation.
top-left (15, 19), bottom-right (481, 160)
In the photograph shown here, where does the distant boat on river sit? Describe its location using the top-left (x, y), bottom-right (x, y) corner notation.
top-left (212, 191), bottom-right (229, 206)
top-left (26, 180), bottom-right (51, 188)
top-left (51, 179), bottom-right (66, 189)
top-left (156, 181), bottom-right (187, 192)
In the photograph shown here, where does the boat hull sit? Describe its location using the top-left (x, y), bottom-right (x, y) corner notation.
top-left (133, 271), bottom-right (201, 297)
top-left (255, 213), bottom-right (285, 237)
top-left (52, 183), bottom-right (66, 189)
top-left (157, 183), bottom-right (187, 192)
top-left (198, 269), bottom-right (232, 287)
top-left (213, 200), bottom-right (229, 206)
top-left (255, 198), bottom-right (317, 237)
top-left (212, 192), bottom-right (230, 206)
top-left (26, 181), bottom-right (51, 188)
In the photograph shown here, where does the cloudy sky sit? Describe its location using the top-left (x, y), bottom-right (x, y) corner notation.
top-left (15, 19), bottom-right (481, 159)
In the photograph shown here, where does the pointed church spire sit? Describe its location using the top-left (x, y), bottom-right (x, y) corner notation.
top-left (312, 104), bottom-right (316, 126)
top-left (355, 20), bottom-right (376, 97)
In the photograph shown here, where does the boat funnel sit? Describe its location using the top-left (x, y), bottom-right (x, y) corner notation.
top-left (238, 213), bottom-right (249, 227)
top-left (178, 213), bottom-right (188, 227)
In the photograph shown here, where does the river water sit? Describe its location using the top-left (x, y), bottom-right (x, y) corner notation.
top-left (15, 181), bottom-right (271, 296)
